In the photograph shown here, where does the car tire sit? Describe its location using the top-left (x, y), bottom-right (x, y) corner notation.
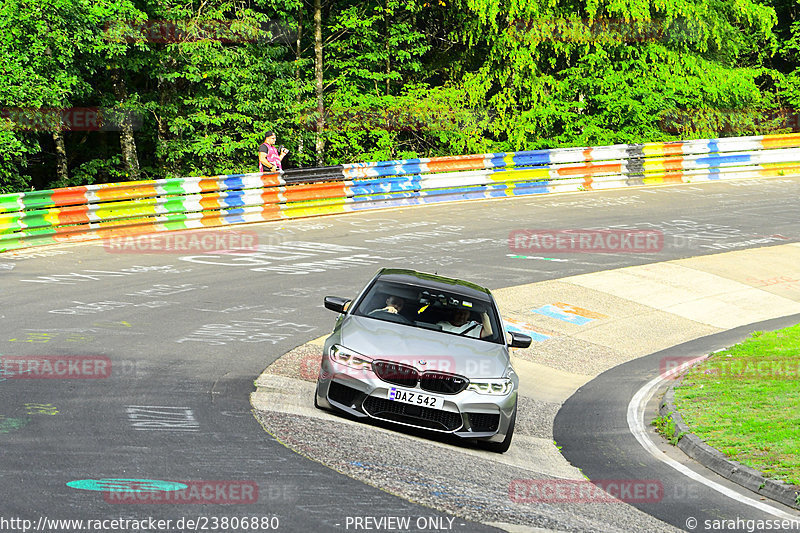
top-left (479, 403), bottom-right (516, 454)
top-left (313, 385), bottom-right (322, 410)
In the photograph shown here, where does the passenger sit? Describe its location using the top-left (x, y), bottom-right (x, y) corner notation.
top-left (438, 308), bottom-right (490, 338)
top-left (369, 295), bottom-right (404, 315)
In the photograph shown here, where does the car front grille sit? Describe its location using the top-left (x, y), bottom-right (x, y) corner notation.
top-left (419, 371), bottom-right (468, 394)
top-left (372, 361), bottom-right (419, 388)
top-left (372, 360), bottom-right (468, 395)
top-left (363, 396), bottom-right (463, 432)
top-left (468, 412), bottom-right (500, 432)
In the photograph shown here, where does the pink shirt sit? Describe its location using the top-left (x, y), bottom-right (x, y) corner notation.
top-left (258, 143), bottom-right (282, 172)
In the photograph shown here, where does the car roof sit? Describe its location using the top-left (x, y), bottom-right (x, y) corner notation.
top-left (375, 268), bottom-right (493, 300)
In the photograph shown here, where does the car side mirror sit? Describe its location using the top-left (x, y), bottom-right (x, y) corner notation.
top-left (324, 296), bottom-right (350, 313)
top-left (508, 331), bottom-right (532, 348)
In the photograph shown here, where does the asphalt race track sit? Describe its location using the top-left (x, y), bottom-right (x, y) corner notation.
top-left (2, 177), bottom-right (800, 532)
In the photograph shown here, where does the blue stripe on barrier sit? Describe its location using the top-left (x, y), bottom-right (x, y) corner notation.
top-left (512, 181), bottom-right (554, 194)
top-left (348, 197), bottom-right (423, 210)
top-left (223, 213), bottom-right (247, 224)
top-left (349, 177), bottom-right (422, 195)
top-left (223, 190), bottom-right (246, 208)
top-left (223, 177), bottom-right (244, 191)
top-left (695, 154), bottom-right (751, 166)
top-left (512, 152), bottom-right (552, 167)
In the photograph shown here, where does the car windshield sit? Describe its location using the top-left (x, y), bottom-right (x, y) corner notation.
top-left (352, 279), bottom-right (504, 344)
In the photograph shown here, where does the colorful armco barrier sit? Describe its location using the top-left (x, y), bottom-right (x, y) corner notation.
top-left (2, 133), bottom-right (800, 252)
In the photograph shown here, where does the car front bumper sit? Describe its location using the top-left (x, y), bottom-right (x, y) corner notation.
top-left (315, 357), bottom-right (517, 443)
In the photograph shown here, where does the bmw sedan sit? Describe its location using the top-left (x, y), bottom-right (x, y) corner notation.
top-left (314, 268), bottom-right (532, 453)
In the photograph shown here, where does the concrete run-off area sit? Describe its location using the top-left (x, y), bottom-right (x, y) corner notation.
top-left (252, 243), bottom-right (800, 532)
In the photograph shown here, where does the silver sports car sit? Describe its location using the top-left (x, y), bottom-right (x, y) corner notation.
top-left (314, 268), bottom-right (532, 453)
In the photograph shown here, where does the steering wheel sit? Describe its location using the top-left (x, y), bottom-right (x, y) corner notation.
top-left (370, 310), bottom-right (412, 324)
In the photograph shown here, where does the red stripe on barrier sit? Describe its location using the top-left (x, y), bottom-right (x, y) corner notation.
top-left (51, 187), bottom-right (88, 207)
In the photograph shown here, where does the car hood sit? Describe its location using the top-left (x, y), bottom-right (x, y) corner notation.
top-left (340, 315), bottom-right (510, 378)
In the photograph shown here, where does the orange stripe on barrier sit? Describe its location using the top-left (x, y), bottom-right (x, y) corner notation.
top-left (282, 182), bottom-right (347, 202)
top-left (52, 225), bottom-right (95, 242)
top-left (56, 205), bottom-right (90, 226)
top-left (426, 155), bottom-right (486, 173)
top-left (556, 162), bottom-right (622, 177)
top-left (51, 187), bottom-right (88, 207)
top-left (261, 190), bottom-right (282, 205)
top-left (260, 174), bottom-right (283, 187)
top-left (583, 148), bottom-right (593, 162)
top-left (200, 214), bottom-right (225, 227)
top-left (94, 219), bottom-right (159, 239)
top-left (199, 195), bottom-right (222, 211)
top-left (198, 178), bottom-right (219, 192)
top-left (663, 157), bottom-right (684, 172)
top-left (761, 134), bottom-right (800, 149)
top-left (94, 182), bottom-right (157, 201)
top-left (259, 205), bottom-right (282, 220)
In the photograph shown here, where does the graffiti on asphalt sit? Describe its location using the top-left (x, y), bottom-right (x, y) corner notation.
top-left (176, 318), bottom-right (316, 346)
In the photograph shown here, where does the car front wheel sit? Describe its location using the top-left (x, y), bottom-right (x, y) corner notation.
top-left (479, 403), bottom-right (516, 453)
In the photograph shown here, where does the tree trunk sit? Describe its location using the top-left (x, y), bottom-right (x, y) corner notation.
top-left (111, 69), bottom-right (142, 180)
top-left (295, 6), bottom-right (304, 160)
top-left (52, 130), bottom-right (68, 183)
top-left (385, 0), bottom-right (390, 96)
top-left (314, 0), bottom-right (325, 166)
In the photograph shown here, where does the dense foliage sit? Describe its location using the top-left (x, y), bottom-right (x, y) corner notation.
top-left (1, 0), bottom-right (798, 191)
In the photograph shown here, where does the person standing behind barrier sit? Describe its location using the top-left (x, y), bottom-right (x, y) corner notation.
top-left (258, 131), bottom-right (289, 172)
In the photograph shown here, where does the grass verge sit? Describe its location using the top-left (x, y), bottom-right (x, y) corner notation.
top-left (672, 323), bottom-right (800, 486)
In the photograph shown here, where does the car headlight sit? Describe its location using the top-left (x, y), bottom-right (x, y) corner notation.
top-left (328, 345), bottom-right (372, 370)
top-left (466, 378), bottom-right (514, 395)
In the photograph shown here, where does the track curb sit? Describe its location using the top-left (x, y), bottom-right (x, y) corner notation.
top-left (659, 380), bottom-right (800, 510)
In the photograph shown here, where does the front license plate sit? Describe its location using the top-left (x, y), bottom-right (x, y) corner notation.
top-left (387, 387), bottom-right (443, 409)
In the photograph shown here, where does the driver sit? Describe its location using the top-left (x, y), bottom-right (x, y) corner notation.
top-left (369, 295), bottom-right (404, 315)
top-left (437, 308), bottom-right (488, 338)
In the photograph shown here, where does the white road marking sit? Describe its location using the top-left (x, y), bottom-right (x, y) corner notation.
top-left (627, 355), bottom-right (799, 519)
